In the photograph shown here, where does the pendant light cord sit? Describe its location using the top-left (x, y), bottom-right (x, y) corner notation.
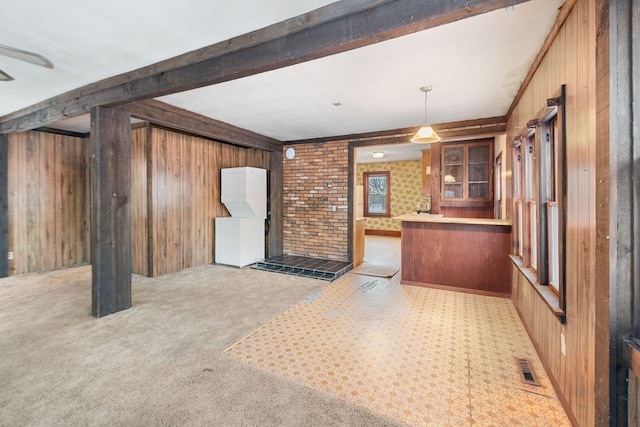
top-left (424, 90), bottom-right (428, 125)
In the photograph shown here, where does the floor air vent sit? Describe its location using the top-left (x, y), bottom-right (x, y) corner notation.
top-left (516, 358), bottom-right (540, 386)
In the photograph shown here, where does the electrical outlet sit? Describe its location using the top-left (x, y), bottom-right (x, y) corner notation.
top-left (7, 251), bottom-right (13, 260)
top-left (560, 333), bottom-right (566, 357)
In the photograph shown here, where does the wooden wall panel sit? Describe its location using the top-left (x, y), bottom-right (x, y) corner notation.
top-left (440, 206), bottom-right (493, 219)
top-left (506, 1), bottom-right (599, 425)
top-left (7, 131), bottom-right (90, 275)
top-left (630, 369), bottom-right (640, 427)
top-left (592, 0), bottom-right (610, 423)
top-left (89, 106), bottom-right (132, 317)
top-left (5, 125), bottom-right (270, 278)
top-left (402, 221), bottom-right (512, 296)
top-left (0, 135), bottom-right (8, 277)
top-left (147, 127), bottom-right (270, 276)
top-left (269, 150), bottom-right (284, 257)
top-left (131, 126), bottom-right (149, 276)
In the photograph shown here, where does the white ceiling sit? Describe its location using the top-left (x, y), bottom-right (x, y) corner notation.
top-left (1, 0), bottom-right (564, 163)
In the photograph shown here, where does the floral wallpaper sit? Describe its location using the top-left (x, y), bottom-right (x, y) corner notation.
top-left (356, 160), bottom-right (424, 232)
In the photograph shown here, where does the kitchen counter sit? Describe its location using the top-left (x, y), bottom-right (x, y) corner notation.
top-left (399, 215), bottom-right (512, 297)
top-left (395, 213), bottom-right (511, 226)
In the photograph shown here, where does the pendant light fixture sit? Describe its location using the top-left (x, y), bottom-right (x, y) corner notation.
top-left (411, 85), bottom-right (441, 144)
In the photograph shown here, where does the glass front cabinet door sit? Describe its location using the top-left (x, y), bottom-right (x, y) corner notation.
top-left (441, 141), bottom-right (492, 202)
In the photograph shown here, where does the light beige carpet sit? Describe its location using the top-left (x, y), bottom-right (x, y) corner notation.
top-left (0, 264), bottom-right (406, 427)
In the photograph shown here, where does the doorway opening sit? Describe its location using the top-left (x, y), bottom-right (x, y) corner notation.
top-left (352, 142), bottom-right (426, 271)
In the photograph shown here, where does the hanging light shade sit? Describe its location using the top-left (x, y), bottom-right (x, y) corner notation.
top-left (411, 86), bottom-right (441, 144)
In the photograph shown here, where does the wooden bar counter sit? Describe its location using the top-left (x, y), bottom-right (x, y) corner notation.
top-left (396, 214), bottom-right (512, 297)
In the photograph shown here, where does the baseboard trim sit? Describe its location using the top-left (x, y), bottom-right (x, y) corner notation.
top-left (401, 279), bottom-right (510, 299)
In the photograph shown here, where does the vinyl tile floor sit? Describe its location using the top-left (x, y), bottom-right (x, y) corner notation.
top-left (225, 271), bottom-right (571, 426)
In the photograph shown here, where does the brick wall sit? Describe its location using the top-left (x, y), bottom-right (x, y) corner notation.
top-left (282, 141), bottom-right (349, 261)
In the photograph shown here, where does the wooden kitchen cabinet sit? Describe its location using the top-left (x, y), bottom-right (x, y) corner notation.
top-left (441, 140), bottom-right (493, 205)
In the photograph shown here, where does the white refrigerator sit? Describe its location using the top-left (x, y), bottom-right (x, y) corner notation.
top-left (215, 167), bottom-right (266, 267)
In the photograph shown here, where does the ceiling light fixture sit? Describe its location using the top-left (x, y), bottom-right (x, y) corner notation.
top-left (372, 152), bottom-right (384, 159)
top-left (411, 85), bottom-right (441, 144)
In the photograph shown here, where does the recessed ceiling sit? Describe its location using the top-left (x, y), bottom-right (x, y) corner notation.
top-left (1, 0), bottom-right (564, 143)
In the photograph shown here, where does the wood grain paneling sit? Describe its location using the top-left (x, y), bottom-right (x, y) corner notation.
top-left (401, 220), bottom-right (511, 296)
top-left (269, 150), bottom-right (284, 257)
top-left (131, 125), bottom-right (149, 276)
top-left (90, 106), bottom-right (132, 318)
top-left (440, 206), bottom-right (493, 219)
top-left (123, 100), bottom-right (281, 152)
top-left (0, 135), bottom-right (8, 277)
top-left (593, 0), bottom-right (610, 422)
top-left (6, 125), bottom-right (271, 279)
top-left (630, 368), bottom-right (640, 427)
top-left (147, 126), bottom-right (270, 276)
top-left (506, 1), bottom-right (601, 425)
top-left (7, 131), bottom-right (90, 275)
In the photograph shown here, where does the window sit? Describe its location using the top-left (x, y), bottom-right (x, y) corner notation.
top-left (542, 114), bottom-right (560, 293)
top-left (510, 85), bottom-right (566, 319)
top-left (512, 140), bottom-right (523, 257)
top-left (523, 129), bottom-right (537, 271)
top-left (363, 171), bottom-right (390, 217)
top-left (494, 152), bottom-right (503, 219)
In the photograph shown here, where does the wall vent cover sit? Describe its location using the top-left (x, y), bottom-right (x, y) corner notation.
top-left (516, 358), bottom-right (540, 386)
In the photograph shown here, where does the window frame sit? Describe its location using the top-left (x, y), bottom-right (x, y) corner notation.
top-left (539, 110), bottom-right (561, 296)
top-left (512, 139), bottom-right (523, 257)
top-left (363, 171), bottom-right (391, 218)
top-left (510, 85), bottom-right (566, 322)
top-left (523, 127), bottom-right (537, 272)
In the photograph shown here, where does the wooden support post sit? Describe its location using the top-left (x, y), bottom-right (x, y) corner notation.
top-left (0, 134), bottom-right (8, 277)
top-left (268, 150), bottom-right (283, 257)
top-left (607, 0), bottom-right (639, 423)
top-left (90, 107), bottom-right (132, 317)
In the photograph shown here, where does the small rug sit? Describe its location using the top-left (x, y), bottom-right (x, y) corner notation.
top-left (349, 263), bottom-right (399, 278)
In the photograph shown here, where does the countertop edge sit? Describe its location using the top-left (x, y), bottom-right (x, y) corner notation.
top-left (394, 214), bottom-right (512, 226)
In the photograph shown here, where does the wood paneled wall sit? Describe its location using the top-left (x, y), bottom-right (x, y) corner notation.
top-left (7, 131), bottom-right (90, 275)
top-left (440, 206), bottom-right (493, 219)
top-left (143, 126), bottom-right (270, 276)
top-left (7, 125), bottom-right (270, 278)
top-left (505, 1), bottom-right (601, 425)
top-left (131, 126), bottom-right (149, 276)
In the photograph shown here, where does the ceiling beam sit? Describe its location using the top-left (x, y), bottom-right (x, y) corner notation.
top-left (286, 116), bottom-right (507, 145)
top-left (122, 100), bottom-right (282, 152)
top-left (0, 0), bottom-right (530, 135)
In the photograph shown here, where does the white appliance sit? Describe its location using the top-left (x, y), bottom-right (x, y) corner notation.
top-left (215, 167), bottom-right (266, 267)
